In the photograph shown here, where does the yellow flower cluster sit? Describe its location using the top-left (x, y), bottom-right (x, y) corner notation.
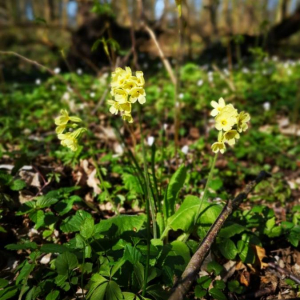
top-left (54, 109), bottom-right (86, 151)
top-left (108, 67), bottom-right (146, 123)
top-left (211, 98), bottom-right (250, 154)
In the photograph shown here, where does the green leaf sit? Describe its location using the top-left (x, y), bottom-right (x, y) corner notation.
top-left (106, 281), bottom-right (123, 300)
top-left (134, 262), bottom-right (144, 289)
top-left (6, 242), bottom-right (37, 250)
top-left (218, 239), bottom-right (237, 260)
top-left (80, 217), bottom-right (95, 239)
top-left (146, 284), bottom-right (169, 300)
top-left (122, 173), bottom-right (143, 195)
top-left (163, 165), bottom-right (187, 219)
top-left (207, 261), bottom-right (224, 275)
top-left (45, 290), bottom-right (59, 300)
top-left (209, 288), bottom-right (227, 300)
top-left (60, 210), bottom-right (92, 233)
top-left (123, 292), bottom-right (138, 300)
top-left (41, 244), bottom-right (68, 254)
top-left (90, 282), bottom-right (108, 300)
top-left (209, 178), bottom-right (223, 191)
top-left (218, 222), bottom-right (246, 238)
top-left (36, 196), bottom-right (58, 208)
top-left (55, 252), bottom-right (78, 275)
top-left (214, 280), bottom-right (226, 290)
top-left (287, 226), bottom-right (300, 247)
top-left (124, 244), bottom-right (142, 264)
top-left (197, 275), bottom-right (212, 289)
top-left (94, 214), bottom-right (146, 237)
top-left (195, 286), bottom-right (207, 298)
top-left (167, 195), bottom-right (222, 232)
top-left (10, 179), bottom-right (26, 191)
top-left (228, 280), bottom-right (245, 294)
top-left (54, 195), bottom-right (82, 215)
top-left (0, 278), bottom-right (9, 288)
top-left (0, 286), bottom-right (18, 300)
top-left (237, 240), bottom-right (255, 264)
top-left (16, 261), bottom-right (35, 284)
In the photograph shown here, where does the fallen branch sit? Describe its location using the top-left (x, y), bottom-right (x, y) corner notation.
top-left (0, 51), bottom-right (86, 102)
top-left (168, 170), bottom-right (271, 300)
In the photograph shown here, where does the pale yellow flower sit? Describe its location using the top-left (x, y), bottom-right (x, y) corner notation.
top-left (215, 105), bottom-right (238, 131)
top-left (57, 132), bottom-right (79, 151)
top-left (55, 125), bottom-right (66, 134)
top-left (211, 98), bottom-right (226, 117)
top-left (211, 142), bottom-right (226, 154)
top-left (112, 88), bottom-right (128, 102)
top-left (111, 67), bottom-right (132, 88)
top-left (224, 130), bottom-right (240, 146)
top-left (237, 111), bottom-right (250, 133)
top-left (55, 109), bottom-right (82, 126)
top-left (108, 67), bottom-right (146, 123)
top-left (135, 71), bottom-right (145, 86)
top-left (129, 87), bottom-right (146, 104)
top-left (211, 131), bottom-right (226, 153)
top-left (122, 113), bottom-right (133, 123)
top-left (122, 79), bottom-right (138, 93)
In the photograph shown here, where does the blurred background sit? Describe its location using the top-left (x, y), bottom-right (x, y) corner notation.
top-left (1, 0), bottom-right (300, 79)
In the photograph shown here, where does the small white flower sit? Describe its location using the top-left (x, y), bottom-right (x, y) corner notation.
top-left (54, 67), bottom-right (60, 74)
top-left (35, 79), bottom-right (41, 85)
top-left (51, 85), bottom-right (56, 91)
top-left (263, 102), bottom-right (271, 111)
top-left (90, 92), bottom-right (96, 98)
top-left (197, 79), bottom-right (203, 86)
top-left (77, 68), bottom-right (83, 75)
top-left (223, 68), bottom-right (229, 76)
top-left (272, 56), bottom-right (278, 62)
top-left (175, 101), bottom-right (180, 108)
top-left (242, 67), bottom-right (249, 74)
top-left (147, 136), bottom-right (155, 146)
top-left (62, 92), bottom-right (70, 101)
top-left (163, 123), bottom-right (168, 130)
top-left (179, 93), bottom-right (184, 99)
top-left (181, 145), bottom-right (189, 155)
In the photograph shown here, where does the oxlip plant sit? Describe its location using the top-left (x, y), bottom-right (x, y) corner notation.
top-left (2, 62), bottom-right (278, 300)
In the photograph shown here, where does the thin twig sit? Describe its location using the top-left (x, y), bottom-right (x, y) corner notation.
top-left (0, 51), bottom-right (86, 102)
top-left (92, 87), bottom-right (109, 115)
top-left (268, 262), bottom-right (300, 284)
top-left (212, 64), bottom-right (236, 91)
top-left (168, 171), bottom-right (271, 300)
top-left (236, 287), bottom-right (275, 300)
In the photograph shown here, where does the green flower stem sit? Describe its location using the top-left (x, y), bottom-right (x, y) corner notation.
top-left (91, 153), bottom-right (119, 215)
top-left (138, 109), bottom-right (157, 296)
top-left (194, 152), bottom-right (218, 226)
top-left (151, 144), bottom-right (161, 212)
top-left (80, 244), bottom-right (86, 300)
top-left (138, 110), bottom-right (157, 239)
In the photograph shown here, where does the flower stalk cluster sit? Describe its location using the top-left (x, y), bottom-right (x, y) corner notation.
top-left (211, 98), bottom-right (250, 154)
top-left (108, 67), bottom-right (146, 123)
top-left (54, 109), bottom-right (86, 151)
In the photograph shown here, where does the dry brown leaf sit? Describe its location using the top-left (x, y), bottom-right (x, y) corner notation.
top-left (253, 245), bottom-right (269, 269)
top-left (236, 261), bottom-right (246, 271)
top-left (240, 270), bottom-right (250, 286)
top-left (87, 168), bottom-right (101, 195)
